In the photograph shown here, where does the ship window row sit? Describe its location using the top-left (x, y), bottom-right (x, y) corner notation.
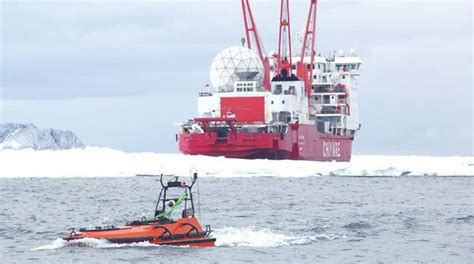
top-left (312, 73), bottom-right (340, 81)
top-left (273, 84), bottom-right (297, 95)
top-left (313, 75), bottom-right (330, 83)
top-left (236, 87), bottom-right (254, 92)
top-left (236, 83), bottom-right (254, 87)
top-left (271, 63), bottom-right (326, 72)
top-left (336, 64), bottom-right (360, 71)
top-left (309, 64), bottom-right (325, 70)
top-left (301, 64), bottom-right (325, 70)
top-left (314, 95), bottom-right (347, 104)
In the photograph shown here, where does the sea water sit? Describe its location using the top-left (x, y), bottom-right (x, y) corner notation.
top-left (1, 176), bottom-right (473, 263)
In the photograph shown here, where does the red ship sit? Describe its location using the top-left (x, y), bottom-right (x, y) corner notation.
top-left (178, 0), bottom-right (362, 161)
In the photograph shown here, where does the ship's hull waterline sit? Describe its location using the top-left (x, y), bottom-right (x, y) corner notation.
top-left (179, 124), bottom-right (353, 161)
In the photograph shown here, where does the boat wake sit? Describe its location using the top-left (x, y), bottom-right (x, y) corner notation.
top-left (213, 227), bottom-right (343, 247)
top-left (2, 147), bottom-right (472, 178)
top-left (31, 238), bottom-right (160, 251)
top-left (32, 226), bottom-right (343, 250)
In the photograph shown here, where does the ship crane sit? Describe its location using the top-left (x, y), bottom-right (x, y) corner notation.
top-left (178, 0), bottom-right (361, 162)
top-left (241, 0), bottom-right (271, 90)
top-left (296, 0), bottom-right (319, 97)
top-left (275, 0), bottom-right (294, 79)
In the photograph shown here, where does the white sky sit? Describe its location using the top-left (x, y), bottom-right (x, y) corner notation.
top-left (1, 0), bottom-right (472, 155)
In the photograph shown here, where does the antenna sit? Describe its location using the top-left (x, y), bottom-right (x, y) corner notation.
top-left (189, 168), bottom-right (201, 219)
top-left (352, 0), bottom-right (357, 51)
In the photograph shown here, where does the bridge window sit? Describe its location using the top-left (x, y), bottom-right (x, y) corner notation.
top-left (278, 111), bottom-right (291, 123)
top-left (323, 95), bottom-right (330, 104)
top-left (284, 86), bottom-right (295, 95)
top-left (274, 85), bottom-right (282, 95)
top-left (272, 112), bottom-right (278, 122)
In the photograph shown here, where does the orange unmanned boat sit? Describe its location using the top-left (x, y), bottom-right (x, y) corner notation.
top-left (64, 173), bottom-right (216, 247)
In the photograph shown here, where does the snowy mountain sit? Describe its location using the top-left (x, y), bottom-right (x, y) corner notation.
top-left (0, 123), bottom-right (84, 150)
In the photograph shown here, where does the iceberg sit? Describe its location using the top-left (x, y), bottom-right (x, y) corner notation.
top-left (0, 147), bottom-right (472, 178)
top-left (0, 123), bottom-right (83, 150)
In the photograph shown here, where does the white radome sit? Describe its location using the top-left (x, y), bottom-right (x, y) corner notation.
top-left (209, 46), bottom-right (264, 92)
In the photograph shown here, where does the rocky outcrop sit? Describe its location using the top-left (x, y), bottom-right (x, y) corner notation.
top-left (0, 123), bottom-right (84, 150)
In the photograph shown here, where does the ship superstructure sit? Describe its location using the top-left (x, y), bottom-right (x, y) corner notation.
top-left (177, 0), bottom-right (362, 161)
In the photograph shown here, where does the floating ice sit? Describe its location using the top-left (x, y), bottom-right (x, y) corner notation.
top-left (0, 147), bottom-right (472, 178)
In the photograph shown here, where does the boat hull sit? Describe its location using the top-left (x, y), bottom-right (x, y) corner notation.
top-left (179, 124), bottom-right (353, 161)
top-left (64, 217), bottom-right (216, 247)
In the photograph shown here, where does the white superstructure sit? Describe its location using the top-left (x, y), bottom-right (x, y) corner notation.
top-left (197, 47), bottom-right (362, 137)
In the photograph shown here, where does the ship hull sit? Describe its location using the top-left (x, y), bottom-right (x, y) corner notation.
top-left (179, 124), bottom-right (353, 161)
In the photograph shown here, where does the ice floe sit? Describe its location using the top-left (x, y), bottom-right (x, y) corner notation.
top-left (0, 147), bottom-right (472, 178)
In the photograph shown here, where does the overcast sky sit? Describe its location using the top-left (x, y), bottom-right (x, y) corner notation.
top-left (1, 0), bottom-right (472, 155)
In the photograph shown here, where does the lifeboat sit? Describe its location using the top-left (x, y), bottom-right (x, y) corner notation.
top-left (64, 173), bottom-right (216, 247)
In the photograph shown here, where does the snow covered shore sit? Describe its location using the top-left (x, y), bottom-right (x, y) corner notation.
top-left (0, 147), bottom-right (472, 178)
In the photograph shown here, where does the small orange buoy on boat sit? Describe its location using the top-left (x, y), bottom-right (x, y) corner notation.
top-left (64, 173), bottom-right (216, 247)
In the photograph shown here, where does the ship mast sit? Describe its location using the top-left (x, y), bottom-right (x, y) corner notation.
top-left (297, 0), bottom-right (318, 97)
top-left (241, 0), bottom-right (271, 91)
top-left (275, 0), bottom-right (293, 78)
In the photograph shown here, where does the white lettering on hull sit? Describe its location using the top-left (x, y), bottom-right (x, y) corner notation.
top-left (298, 135), bottom-right (305, 151)
top-left (323, 142), bottom-right (341, 158)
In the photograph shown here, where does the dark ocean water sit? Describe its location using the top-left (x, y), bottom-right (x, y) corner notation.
top-left (1, 176), bottom-right (473, 263)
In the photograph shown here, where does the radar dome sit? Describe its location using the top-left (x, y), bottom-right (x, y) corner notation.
top-left (209, 46), bottom-right (264, 92)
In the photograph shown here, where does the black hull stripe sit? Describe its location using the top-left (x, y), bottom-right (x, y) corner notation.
top-left (159, 238), bottom-right (216, 246)
top-left (107, 236), bottom-right (154, 244)
top-left (64, 236), bottom-right (216, 245)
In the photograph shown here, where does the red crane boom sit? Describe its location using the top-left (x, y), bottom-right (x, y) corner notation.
top-left (275, 0), bottom-right (293, 78)
top-left (296, 0), bottom-right (318, 96)
top-left (241, 0), bottom-right (271, 90)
